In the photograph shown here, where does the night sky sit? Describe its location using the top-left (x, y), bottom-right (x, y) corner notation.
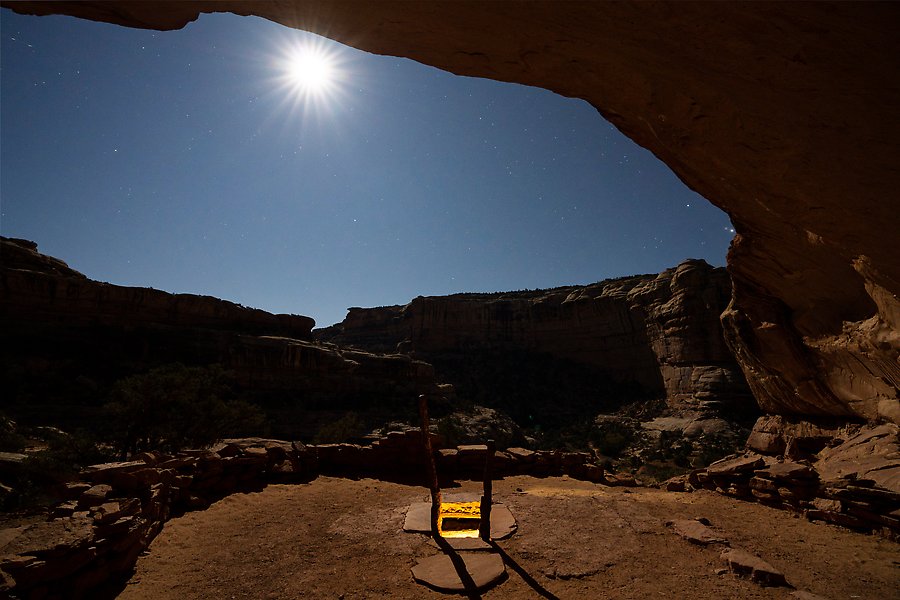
top-left (1, 11), bottom-right (735, 328)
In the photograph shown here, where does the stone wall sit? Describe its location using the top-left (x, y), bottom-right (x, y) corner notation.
top-left (673, 422), bottom-right (900, 540)
top-left (4, 424), bottom-right (898, 599)
top-left (0, 433), bottom-right (605, 599)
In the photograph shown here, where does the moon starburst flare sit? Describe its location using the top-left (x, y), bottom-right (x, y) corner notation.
top-left (271, 34), bottom-right (350, 118)
top-left (286, 48), bottom-right (334, 92)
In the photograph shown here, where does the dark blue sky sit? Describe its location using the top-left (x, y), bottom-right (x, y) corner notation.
top-left (1, 11), bottom-right (734, 327)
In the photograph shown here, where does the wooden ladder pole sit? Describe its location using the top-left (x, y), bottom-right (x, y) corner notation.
top-left (479, 439), bottom-right (496, 541)
top-left (417, 394), bottom-right (442, 537)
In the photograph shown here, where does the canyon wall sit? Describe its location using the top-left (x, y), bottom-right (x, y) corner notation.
top-left (3, 1), bottom-right (898, 424)
top-left (1, 238), bottom-right (315, 339)
top-left (320, 260), bottom-right (752, 412)
top-left (0, 238), bottom-right (436, 434)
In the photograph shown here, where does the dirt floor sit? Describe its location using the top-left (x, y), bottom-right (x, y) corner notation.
top-left (118, 476), bottom-right (899, 600)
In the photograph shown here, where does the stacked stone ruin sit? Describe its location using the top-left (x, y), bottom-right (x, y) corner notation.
top-left (0, 432), bottom-right (605, 599)
top-left (675, 423), bottom-right (900, 539)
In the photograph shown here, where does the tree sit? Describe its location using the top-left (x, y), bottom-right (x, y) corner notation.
top-left (104, 364), bottom-right (264, 457)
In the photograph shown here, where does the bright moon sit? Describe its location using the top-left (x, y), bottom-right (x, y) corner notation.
top-left (270, 35), bottom-right (349, 117)
top-left (286, 49), bottom-right (334, 91)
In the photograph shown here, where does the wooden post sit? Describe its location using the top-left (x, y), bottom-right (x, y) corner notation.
top-left (479, 439), bottom-right (495, 541)
top-left (418, 394), bottom-right (442, 537)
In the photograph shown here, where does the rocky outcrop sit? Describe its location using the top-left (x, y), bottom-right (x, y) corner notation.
top-left (687, 423), bottom-right (900, 538)
top-left (321, 260), bottom-right (752, 412)
top-left (6, 2), bottom-right (897, 425)
top-left (0, 238), bottom-right (436, 436)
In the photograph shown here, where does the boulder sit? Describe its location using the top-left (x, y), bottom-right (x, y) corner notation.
top-left (706, 454), bottom-right (765, 476)
top-left (77, 484), bottom-right (113, 508)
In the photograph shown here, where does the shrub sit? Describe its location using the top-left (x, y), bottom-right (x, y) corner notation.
top-left (590, 418), bottom-right (638, 457)
top-left (1, 430), bottom-right (115, 512)
top-left (435, 415), bottom-right (465, 448)
top-left (0, 414), bottom-right (26, 452)
top-left (596, 430), bottom-right (632, 456)
top-left (314, 412), bottom-right (366, 443)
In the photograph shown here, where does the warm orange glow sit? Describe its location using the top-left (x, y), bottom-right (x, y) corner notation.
top-left (438, 501), bottom-right (481, 538)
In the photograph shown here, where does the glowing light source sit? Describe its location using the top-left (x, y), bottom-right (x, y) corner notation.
top-left (438, 501), bottom-right (481, 539)
top-left (267, 33), bottom-right (351, 122)
top-left (285, 48), bottom-right (334, 91)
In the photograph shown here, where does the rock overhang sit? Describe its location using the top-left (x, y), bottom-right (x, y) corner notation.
top-left (2, 1), bottom-right (898, 423)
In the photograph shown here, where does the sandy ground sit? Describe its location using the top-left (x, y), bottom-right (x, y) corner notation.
top-left (118, 476), bottom-right (898, 600)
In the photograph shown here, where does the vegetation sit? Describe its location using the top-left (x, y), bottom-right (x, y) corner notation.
top-left (103, 364), bottom-right (266, 457)
top-left (435, 415), bottom-right (466, 448)
top-left (594, 428), bottom-right (635, 457)
top-left (1, 428), bottom-right (115, 512)
top-left (428, 348), bottom-right (651, 436)
top-left (0, 414), bottom-right (27, 453)
top-left (1, 364), bottom-right (272, 511)
top-left (313, 412), bottom-right (366, 443)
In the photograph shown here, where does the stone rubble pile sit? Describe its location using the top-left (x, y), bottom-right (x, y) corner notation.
top-left (665, 517), bottom-right (834, 595)
top-left (0, 432), bottom-right (606, 599)
top-left (666, 517), bottom-right (794, 588)
top-left (678, 423), bottom-right (900, 539)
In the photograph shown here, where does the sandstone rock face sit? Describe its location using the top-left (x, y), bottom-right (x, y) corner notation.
top-left (321, 260), bottom-right (751, 411)
top-left (6, 2), bottom-right (897, 424)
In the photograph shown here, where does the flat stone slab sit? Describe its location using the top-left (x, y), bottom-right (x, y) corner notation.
top-left (427, 537), bottom-right (493, 551)
top-left (403, 502), bottom-right (517, 540)
top-left (720, 548), bottom-right (788, 587)
top-left (411, 552), bottom-right (505, 592)
top-left (456, 445), bottom-right (489, 454)
top-left (707, 454), bottom-right (765, 476)
top-left (666, 519), bottom-right (728, 546)
top-left (0, 515), bottom-right (95, 557)
top-left (403, 502), bottom-right (435, 534)
top-left (441, 493), bottom-right (481, 503)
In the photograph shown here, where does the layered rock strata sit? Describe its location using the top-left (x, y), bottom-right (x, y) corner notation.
top-left (5, 1), bottom-right (897, 425)
top-left (0, 433), bottom-right (605, 599)
top-left (320, 260), bottom-right (752, 412)
top-left (683, 423), bottom-right (900, 539)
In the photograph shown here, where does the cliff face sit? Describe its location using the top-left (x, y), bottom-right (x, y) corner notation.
top-left (1, 238), bottom-right (316, 339)
top-left (5, 1), bottom-right (896, 426)
top-left (321, 260), bottom-right (752, 412)
top-left (0, 238), bottom-right (435, 434)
